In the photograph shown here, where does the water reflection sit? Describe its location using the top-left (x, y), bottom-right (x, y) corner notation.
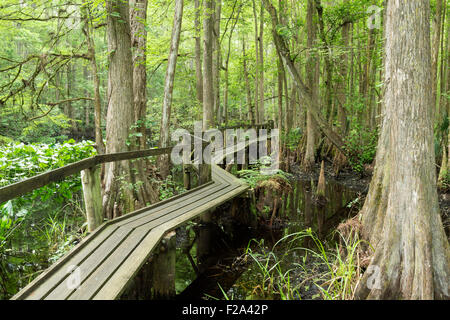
top-left (175, 179), bottom-right (361, 300)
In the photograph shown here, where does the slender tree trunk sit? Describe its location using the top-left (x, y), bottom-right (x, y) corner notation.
top-left (258, 4), bottom-right (265, 122)
top-left (243, 39), bottom-right (255, 124)
top-left (446, 18), bottom-right (450, 172)
top-left (251, 0), bottom-right (260, 123)
top-left (202, 0), bottom-right (215, 130)
top-left (81, 5), bottom-right (105, 155)
top-left (223, 4), bottom-right (241, 126)
top-left (432, 0), bottom-right (443, 120)
top-left (263, 0), bottom-right (345, 153)
top-left (303, 0), bottom-right (319, 170)
top-left (159, 0), bottom-right (184, 179)
top-left (213, 0), bottom-right (221, 124)
top-left (277, 55), bottom-right (283, 132)
top-left (349, 22), bottom-right (354, 104)
top-left (83, 66), bottom-right (90, 129)
top-left (336, 19), bottom-right (349, 135)
top-left (194, 0), bottom-right (203, 106)
top-left (440, 16), bottom-right (450, 183)
top-left (355, 0), bottom-right (450, 300)
top-left (65, 62), bottom-right (75, 135)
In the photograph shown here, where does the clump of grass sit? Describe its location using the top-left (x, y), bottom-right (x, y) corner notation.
top-left (312, 228), bottom-right (371, 300)
top-left (241, 226), bottom-right (371, 300)
top-left (243, 232), bottom-right (311, 300)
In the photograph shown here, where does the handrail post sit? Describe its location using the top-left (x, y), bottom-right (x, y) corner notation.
top-left (199, 134), bottom-right (211, 185)
top-left (267, 120), bottom-right (274, 155)
top-left (152, 231), bottom-right (176, 299)
top-left (183, 166), bottom-right (191, 190)
top-left (81, 165), bottom-right (103, 232)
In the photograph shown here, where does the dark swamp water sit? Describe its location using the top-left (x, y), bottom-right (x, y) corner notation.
top-left (173, 178), bottom-right (363, 300)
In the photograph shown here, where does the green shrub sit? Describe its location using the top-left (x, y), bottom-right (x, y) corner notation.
top-left (237, 168), bottom-right (292, 189)
top-left (343, 125), bottom-right (378, 173)
top-left (0, 140), bottom-right (95, 298)
top-left (0, 139), bottom-right (96, 205)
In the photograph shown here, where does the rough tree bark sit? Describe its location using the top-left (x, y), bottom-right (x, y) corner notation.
top-left (355, 0), bottom-right (450, 300)
top-left (130, 0), bottom-right (159, 206)
top-left (130, 0), bottom-right (149, 150)
top-left (159, 0), bottom-right (184, 179)
top-left (103, 0), bottom-right (136, 219)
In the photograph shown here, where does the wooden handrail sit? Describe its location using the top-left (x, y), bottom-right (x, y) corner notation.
top-left (0, 146), bottom-right (174, 205)
top-left (0, 121), bottom-right (275, 205)
top-left (218, 122), bottom-right (272, 130)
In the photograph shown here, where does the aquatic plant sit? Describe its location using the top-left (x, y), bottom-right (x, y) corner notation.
top-left (241, 226), bottom-right (370, 300)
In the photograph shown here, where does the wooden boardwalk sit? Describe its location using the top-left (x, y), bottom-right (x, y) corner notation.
top-left (11, 164), bottom-right (248, 300)
top-left (5, 123), bottom-right (274, 300)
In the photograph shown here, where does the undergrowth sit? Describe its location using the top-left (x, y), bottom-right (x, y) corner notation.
top-left (238, 226), bottom-right (370, 300)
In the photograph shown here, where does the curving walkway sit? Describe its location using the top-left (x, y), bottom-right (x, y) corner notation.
top-left (11, 165), bottom-right (248, 300)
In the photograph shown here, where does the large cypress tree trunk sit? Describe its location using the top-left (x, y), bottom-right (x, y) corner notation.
top-left (103, 0), bottom-right (136, 219)
top-left (130, 0), bottom-right (149, 150)
top-left (159, 0), bottom-right (184, 179)
top-left (130, 0), bottom-right (159, 206)
top-left (355, 0), bottom-right (449, 300)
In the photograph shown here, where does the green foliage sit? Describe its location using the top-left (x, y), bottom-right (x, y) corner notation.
top-left (245, 237), bottom-right (302, 300)
top-left (158, 174), bottom-right (186, 201)
top-left (0, 139), bottom-right (95, 230)
top-left (284, 127), bottom-right (302, 151)
top-left (343, 124), bottom-right (378, 173)
top-left (0, 140), bottom-right (93, 298)
top-left (311, 229), bottom-right (370, 300)
top-left (438, 170), bottom-right (450, 191)
top-left (0, 139), bottom-right (95, 195)
top-left (237, 165), bottom-right (292, 189)
top-left (242, 226), bottom-right (368, 300)
top-left (0, 201), bottom-right (15, 247)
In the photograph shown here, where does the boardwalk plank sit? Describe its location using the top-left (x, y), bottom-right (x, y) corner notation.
top-left (13, 163), bottom-right (249, 300)
top-left (70, 183), bottom-right (239, 299)
top-left (44, 227), bottom-right (133, 300)
top-left (93, 184), bottom-right (248, 299)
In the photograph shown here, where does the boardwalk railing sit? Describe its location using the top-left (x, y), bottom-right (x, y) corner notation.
top-left (4, 122), bottom-right (273, 300)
